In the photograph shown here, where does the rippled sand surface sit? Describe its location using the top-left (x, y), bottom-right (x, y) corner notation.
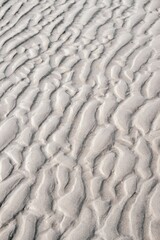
top-left (0, 0), bottom-right (160, 239)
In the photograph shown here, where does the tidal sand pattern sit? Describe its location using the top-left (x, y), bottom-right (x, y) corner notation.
top-left (0, 0), bottom-right (160, 239)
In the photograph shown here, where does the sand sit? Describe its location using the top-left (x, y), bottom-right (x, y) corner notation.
top-left (0, 0), bottom-right (160, 239)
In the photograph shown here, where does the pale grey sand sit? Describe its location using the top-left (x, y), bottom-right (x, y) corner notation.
top-left (0, 0), bottom-right (160, 239)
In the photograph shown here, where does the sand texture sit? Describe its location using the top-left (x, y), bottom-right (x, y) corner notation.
top-left (0, 0), bottom-right (160, 239)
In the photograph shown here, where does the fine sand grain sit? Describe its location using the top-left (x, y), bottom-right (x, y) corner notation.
top-left (0, 0), bottom-right (160, 239)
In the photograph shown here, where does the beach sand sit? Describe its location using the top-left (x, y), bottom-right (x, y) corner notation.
top-left (0, 0), bottom-right (160, 239)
